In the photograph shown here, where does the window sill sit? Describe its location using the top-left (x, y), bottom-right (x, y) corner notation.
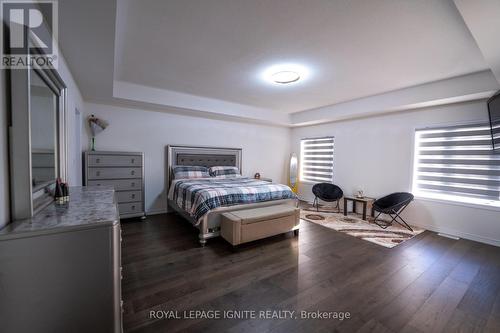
top-left (299, 180), bottom-right (332, 185)
top-left (415, 195), bottom-right (500, 212)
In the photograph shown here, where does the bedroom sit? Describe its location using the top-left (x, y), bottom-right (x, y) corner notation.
top-left (0, 0), bottom-right (500, 332)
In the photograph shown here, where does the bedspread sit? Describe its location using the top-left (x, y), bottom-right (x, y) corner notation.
top-left (168, 177), bottom-right (296, 224)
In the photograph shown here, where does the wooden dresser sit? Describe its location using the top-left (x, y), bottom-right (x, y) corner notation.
top-left (84, 151), bottom-right (146, 219)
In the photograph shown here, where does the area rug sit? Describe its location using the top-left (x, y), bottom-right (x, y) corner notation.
top-left (300, 206), bottom-right (425, 248)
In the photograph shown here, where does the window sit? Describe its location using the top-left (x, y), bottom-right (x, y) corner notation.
top-left (300, 137), bottom-right (334, 183)
top-left (412, 123), bottom-right (500, 207)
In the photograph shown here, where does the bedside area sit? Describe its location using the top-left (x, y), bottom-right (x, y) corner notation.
top-left (0, 186), bottom-right (123, 333)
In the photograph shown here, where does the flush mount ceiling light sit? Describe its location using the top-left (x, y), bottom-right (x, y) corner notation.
top-left (260, 63), bottom-right (311, 86)
top-left (271, 70), bottom-right (300, 84)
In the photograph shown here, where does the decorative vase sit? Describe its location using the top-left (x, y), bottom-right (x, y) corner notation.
top-left (91, 137), bottom-right (96, 151)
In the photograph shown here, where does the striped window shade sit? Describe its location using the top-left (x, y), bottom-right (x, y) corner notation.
top-left (412, 123), bottom-right (500, 206)
top-left (300, 137), bottom-right (334, 183)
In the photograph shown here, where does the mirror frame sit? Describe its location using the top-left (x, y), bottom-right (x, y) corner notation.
top-left (9, 64), bottom-right (67, 220)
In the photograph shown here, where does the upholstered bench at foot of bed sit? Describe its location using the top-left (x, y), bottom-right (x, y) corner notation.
top-left (220, 204), bottom-right (300, 246)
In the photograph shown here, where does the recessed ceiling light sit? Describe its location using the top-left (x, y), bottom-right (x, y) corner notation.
top-left (260, 63), bottom-right (311, 86)
top-left (272, 71), bottom-right (300, 84)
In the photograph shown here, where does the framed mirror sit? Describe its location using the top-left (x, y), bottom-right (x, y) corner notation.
top-left (30, 69), bottom-right (61, 212)
top-left (30, 70), bottom-right (58, 188)
top-left (9, 66), bottom-right (67, 220)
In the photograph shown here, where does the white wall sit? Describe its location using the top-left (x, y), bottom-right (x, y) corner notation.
top-left (291, 100), bottom-right (500, 246)
top-left (82, 103), bottom-right (291, 214)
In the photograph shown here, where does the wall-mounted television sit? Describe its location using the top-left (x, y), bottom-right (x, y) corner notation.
top-left (487, 91), bottom-right (500, 152)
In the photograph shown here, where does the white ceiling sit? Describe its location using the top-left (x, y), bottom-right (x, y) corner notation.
top-left (58, 0), bottom-right (499, 124)
top-left (114, 0), bottom-right (487, 113)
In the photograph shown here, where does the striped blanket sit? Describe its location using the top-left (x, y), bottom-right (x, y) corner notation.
top-left (168, 177), bottom-right (296, 224)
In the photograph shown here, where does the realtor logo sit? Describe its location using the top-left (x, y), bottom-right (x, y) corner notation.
top-left (1, 0), bottom-right (58, 69)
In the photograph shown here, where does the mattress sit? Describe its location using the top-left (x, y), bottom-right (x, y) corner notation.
top-left (167, 177), bottom-right (296, 224)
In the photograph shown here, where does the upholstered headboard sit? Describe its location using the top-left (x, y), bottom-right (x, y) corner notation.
top-left (165, 145), bottom-right (243, 190)
top-left (176, 154), bottom-right (236, 167)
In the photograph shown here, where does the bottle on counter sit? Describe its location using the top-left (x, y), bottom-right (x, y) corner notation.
top-left (63, 182), bottom-right (70, 202)
top-left (54, 179), bottom-right (64, 205)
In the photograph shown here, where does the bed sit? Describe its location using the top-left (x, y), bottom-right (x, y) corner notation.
top-left (166, 145), bottom-right (298, 246)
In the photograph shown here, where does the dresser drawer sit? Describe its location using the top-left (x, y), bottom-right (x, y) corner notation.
top-left (88, 154), bottom-right (142, 167)
top-left (87, 167), bottom-right (142, 180)
top-left (118, 202), bottom-right (143, 215)
top-left (116, 190), bottom-right (142, 203)
top-left (88, 179), bottom-right (142, 191)
top-left (85, 151), bottom-right (145, 219)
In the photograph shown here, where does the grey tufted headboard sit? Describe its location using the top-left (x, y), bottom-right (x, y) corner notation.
top-left (176, 154), bottom-right (236, 167)
top-left (165, 145), bottom-right (243, 190)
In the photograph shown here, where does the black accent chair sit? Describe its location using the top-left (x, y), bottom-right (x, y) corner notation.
top-left (312, 183), bottom-right (343, 212)
top-left (372, 192), bottom-right (414, 231)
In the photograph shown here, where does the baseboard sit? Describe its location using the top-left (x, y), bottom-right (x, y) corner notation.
top-left (299, 174), bottom-right (500, 246)
top-left (151, 199), bottom-right (500, 247)
top-left (414, 223), bottom-right (500, 247)
top-left (299, 198), bottom-right (500, 247)
top-left (146, 209), bottom-right (168, 216)
top-left (437, 233), bottom-right (460, 241)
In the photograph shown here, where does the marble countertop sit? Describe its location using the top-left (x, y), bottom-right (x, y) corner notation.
top-left (0, 186), bottom-right (119, 240)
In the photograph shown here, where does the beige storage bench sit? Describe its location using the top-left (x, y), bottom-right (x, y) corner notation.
top-left (220, 204), bottom-right (300, 246)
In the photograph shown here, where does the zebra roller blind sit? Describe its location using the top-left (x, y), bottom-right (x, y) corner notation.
top-left (300, 137), bottom-right (334, 183)
top-left (413, 123), bottom-right (500, 204)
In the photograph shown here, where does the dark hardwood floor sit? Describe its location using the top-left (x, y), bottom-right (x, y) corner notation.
top-left (121, 213), bottom-right (500, 333)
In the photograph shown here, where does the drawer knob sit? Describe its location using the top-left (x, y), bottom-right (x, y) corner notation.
top-left (131, 182), bottom-right (135, 187)
top-left (96, 158), bottom-right (100, 163)
top-left (131, 194), bottom-right (135, 199)
top-left (131, 158), bottom-right (135, 163)
top-left (96, 171), bottom-right (100, 176)
top-left (131, 170), bottom-right (135, 175)
top-left (131, 205), bottom-right (135, 210)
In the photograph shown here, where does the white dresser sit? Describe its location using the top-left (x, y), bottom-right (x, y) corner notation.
top-left (0, 186), bottom-right (122, 333)
top-left (84, 151), bottom-right (146, 219)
